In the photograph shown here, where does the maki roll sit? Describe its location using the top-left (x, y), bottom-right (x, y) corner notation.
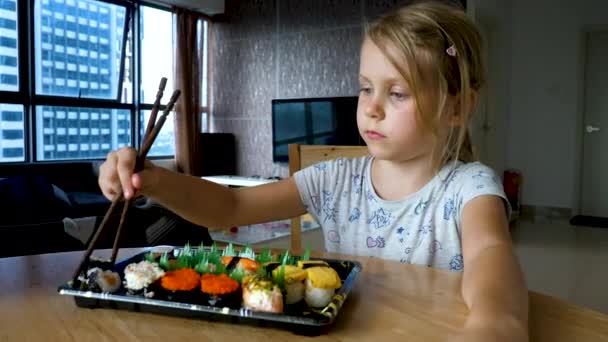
top-left (304, 267), bottom-right (342, 308)
top-left (160, 268), bottom-right (201, 303)
top-left (242, 274), bottom-right (283, 314)
top-left (78, 267), bottom-right (121, 293)
top-left (272, 265), bottom-right (307, 305)
top-left (123, 260), bottom-right (165, 297)
top-left (200, 273), bottom-right (241, 308)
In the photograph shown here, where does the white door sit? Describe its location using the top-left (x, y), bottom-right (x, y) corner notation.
top-left (581, 31), bottom-right (608, 217)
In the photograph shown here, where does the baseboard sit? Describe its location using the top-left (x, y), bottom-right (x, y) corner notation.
top-left (519, 205), bottom-right (572, 222)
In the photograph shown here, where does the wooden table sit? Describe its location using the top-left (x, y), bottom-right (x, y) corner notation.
top-left (1, 249), bottom-right (607, 341)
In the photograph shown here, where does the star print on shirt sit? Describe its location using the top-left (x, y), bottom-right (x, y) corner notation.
top-left (348, 208), bottom-right (361, 222)
top-left (367, 208), bottom-right (391, 229)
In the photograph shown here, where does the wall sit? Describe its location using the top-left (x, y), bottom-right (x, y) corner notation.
top-left (467, 0), bottom-right (512, 179)
top-left (506, 0), bottom-right (608, 209)
top-left (210, 0), bottom-right (461, 178)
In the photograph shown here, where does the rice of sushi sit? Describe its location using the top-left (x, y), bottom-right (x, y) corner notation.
top-left (272, 265), bottom-right (307, 305)
top-left (123, 260), bottom-right (165, 292)
top-left (304, 267), bottom-right (342, 308)
top-left (285, 282), bottom-right (305, 305)
top-left (95, 269), bottom-right (122, 293)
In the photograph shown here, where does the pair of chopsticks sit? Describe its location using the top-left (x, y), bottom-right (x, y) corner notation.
top-left (72, 78), bottom-right (181, 282)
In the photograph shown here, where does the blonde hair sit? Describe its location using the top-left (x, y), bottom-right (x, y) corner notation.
top-left (366, 1), bottom-right (484, 171)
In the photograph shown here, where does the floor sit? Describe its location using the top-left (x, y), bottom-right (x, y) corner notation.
top-left (511, 217), bottom-right (608, 314)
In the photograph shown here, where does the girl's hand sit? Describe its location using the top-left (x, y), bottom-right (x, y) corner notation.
top-left (98, 147), bottom-right (157, 200)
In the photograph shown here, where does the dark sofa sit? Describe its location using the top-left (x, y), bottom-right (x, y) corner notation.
top-left (0, 162), bottom-right (212, 258)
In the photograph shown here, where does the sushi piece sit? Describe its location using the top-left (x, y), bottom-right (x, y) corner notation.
top-left (123, 260), bottom-right (165, 297)
top-left (161, 268), bottom-right (200, 291)
top-left (261, 261), bottom-right (281, 273)
top-left (241, 274), bottom-right (283, 313)
top-left (221, 256), bottom-right (260, 273)
top-left (91, 268), bottom-right (121, 293)
top-left (272, 265), bottom-right (307, 305)
top-left (200, 273), bottom-right (241, 308)
top-left (297, 260), bottom-right (329, 269)
top-left (160, 268), bottom-right (201, 303)
top-left (77, 267), bottom-right (121, 293)
top-left (304, 266), bottom-right (342, 308)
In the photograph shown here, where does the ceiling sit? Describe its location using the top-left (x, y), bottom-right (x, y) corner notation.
top-left (145, 0), bottom-right (224, 15)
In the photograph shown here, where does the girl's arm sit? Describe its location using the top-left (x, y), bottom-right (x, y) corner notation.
top-left (457, 195), bottom-right (529, 341)
top-left (98, 147), bottom-right (307, 229)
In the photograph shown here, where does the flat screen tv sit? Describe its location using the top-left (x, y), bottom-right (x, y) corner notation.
top-left (272, 96), bottom-right (365, 163)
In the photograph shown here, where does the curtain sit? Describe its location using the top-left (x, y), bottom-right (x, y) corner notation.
top-left (173, 7), bottom-right (203, 175)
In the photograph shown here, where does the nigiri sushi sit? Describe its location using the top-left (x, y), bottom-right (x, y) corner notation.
top-left (272, 265), bottom-right (307, 305)
top-left (241, 274), bottom-right (283, 313)
top-left (221, 256), bottom-right (260, 273)
top-left (304, 266), bottom-right (342, 308)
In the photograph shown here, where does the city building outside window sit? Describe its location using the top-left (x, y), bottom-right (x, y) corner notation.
top-left (0, 0), bottom-right (210, 163)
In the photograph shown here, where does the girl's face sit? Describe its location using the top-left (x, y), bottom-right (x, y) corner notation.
top-left (357, 38), bottom-right (435, 164)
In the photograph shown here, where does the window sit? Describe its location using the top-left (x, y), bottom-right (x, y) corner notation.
top-left (0, 0), bottom-right (18, 92)
top-left (199, 20), bottom-right (209, 132)
top-left (0, 1), bottom-right (16, 12)
top-left (140, 6), bottom-right (174, 103)
top-left (34, 0), bottom-right (126, 99)
top-left (139, 6), bottom-right (175, 155)
top-left (141, 110), bottom-right (175, 157)
top-left (0, 104), bottom-right (25, 162)
top-left (36, 106), bottom-right (131, 161)
top-left (0, 0), bottom-right (210, 163)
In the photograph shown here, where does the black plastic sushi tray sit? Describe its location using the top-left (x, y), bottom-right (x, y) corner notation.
top-left (57, 248), bottom-right (362, 335)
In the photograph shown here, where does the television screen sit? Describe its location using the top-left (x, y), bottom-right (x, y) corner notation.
top-left (272, 96), bottom-right (365, 163)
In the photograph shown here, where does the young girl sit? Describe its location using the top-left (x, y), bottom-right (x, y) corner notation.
top-left (99, 1), bottom-right (528, 340)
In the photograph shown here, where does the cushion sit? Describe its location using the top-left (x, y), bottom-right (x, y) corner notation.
top-left (0, 175), bottom-right (74, 225)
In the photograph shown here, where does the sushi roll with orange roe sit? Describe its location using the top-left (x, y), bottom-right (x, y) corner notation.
top-left (160, 268), bottom-right (200, 303)
top-left (200, 273), bottom-right (241, 308)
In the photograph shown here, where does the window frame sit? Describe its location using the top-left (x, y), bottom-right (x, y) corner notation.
top-left (0, 0), bottom-right (211, 164)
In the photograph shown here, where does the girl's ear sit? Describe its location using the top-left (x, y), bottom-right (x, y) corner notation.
top-left (448, 91), bottom-right (477, 127)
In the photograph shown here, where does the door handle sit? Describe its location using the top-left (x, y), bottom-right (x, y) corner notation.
top-left (586, 125), bottom-right (601, 133)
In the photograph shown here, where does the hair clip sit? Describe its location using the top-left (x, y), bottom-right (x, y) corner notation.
top-left (446, 45), bottom-right (457, 57)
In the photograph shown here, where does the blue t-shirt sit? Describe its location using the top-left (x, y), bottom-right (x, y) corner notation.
top-left (293, 156), bottom-right (509, 271)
